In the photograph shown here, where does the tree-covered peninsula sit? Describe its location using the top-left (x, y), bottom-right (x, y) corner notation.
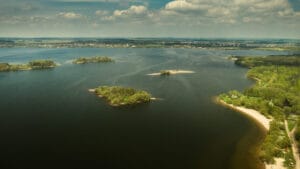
top-left (73, 56), bottom-right (114, 64)
top-left (218, 55), bottom-right (300, 169)
top-left (0, 60), bottom-right (56, 72)
top-left (90, 86), bottom-right (152, 106)
top-left (231, 55), bottom-right (300, 68)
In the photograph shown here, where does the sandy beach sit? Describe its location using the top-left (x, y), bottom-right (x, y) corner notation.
top-left (215, 98), bottom-right (292, 169)
top-left (147, 69), bottom-right (195, 76)
top-left (265, 158), bottom-right (285, 169)
top-left (217, 99), bottom-right (271, 130)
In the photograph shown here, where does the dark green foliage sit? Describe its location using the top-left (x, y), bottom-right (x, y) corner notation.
top-left (242, 66), bottom-right (300, 117)
top-left (0, 63), bottom-right (10, 71)
top-left (160, 70), bottom-right (171, 76)
top-left (28, 60), bottom-right (56, 69)
top-left (94, 86), bottom-right (152, 106)
top-left (73, 56), bottom-right (114, 64)
top-left (233, 55), bottom-right (300, 68)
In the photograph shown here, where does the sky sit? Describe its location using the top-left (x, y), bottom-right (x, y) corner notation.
top-left (0, 0), bottom-right (300, 38)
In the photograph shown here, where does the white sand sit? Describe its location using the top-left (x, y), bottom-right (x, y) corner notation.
top-left (265, 158), bottom-right (286, 169)
top-left (147, 69), bottom-right (195, 76)
top-left (219, 100), bottom-right (271, 130)
top-left (233, 106), bottom-right (271, 130)
top-left (88, 89), bottom-right (95, 92)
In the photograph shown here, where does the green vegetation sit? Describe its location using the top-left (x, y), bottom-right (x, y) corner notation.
top-left (219, 55), bottom-right (300, 168)
top-left (28, 60), bottom-right (56, 69)
top-left (287, 115), bottom-right (298, 131)
top-left (160, 70), bottom-right (171, 76)
top-left (231, 55), bottom-right (300, 68)
top-left (254, 47), bottom-right (300, 51)
top-left (73, 56), bottom-right (114, 64)
top-left (294, 118), bottom-right (300, 155)
top-left (93, 86), bottom-right (152, 106)
top-left (0, 60), bottom-right (56, 72)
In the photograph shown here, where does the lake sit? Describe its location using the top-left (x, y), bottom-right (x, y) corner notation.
top-left (0, 48), bottom-right (290, 169)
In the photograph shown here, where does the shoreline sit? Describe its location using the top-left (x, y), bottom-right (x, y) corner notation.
top-left (215, 97), bottom-right (271, 131)
top-left (214, 97), bottom-right (289, 169)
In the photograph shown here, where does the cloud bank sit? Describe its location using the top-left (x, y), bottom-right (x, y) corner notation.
top-left (0, 0), bottom-right (299, 38)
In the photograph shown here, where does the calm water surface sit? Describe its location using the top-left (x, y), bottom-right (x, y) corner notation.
top-left (0, 48), bottom-right (289, 169)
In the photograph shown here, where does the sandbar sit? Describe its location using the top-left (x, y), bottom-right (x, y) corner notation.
top-left (147, 69), bottom-right (195, 76)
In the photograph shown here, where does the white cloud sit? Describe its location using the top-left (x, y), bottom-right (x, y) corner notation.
top-left (160, 0), bottom-right (300, 24)
top-left (207, 7), bottom-right (231, 17)
top-left (101, 5), bottom-right (148, 21)
top-left (165, 0), bottom-right (199, 11)
top-left (57, 12), bottom-right (82, 19)
top-left (93, 0), bottom-right (300, 27)
top-left (2, 0), bottom-right (299, 38)
top-left (113, 5), bottom-right (147, 17)
top-left (95, 10), bottom-right (109, 16)
top-left (243, 17), bottom-right (262, 23)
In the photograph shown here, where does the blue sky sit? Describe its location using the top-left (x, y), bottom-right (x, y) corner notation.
top-left (0, 0), bottom-right (300, 38)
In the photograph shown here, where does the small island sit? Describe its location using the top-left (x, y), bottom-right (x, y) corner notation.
top-left (0, 60), bottom-right (57, 72)
top-left (218, 55), bottom-right (300, 169)
top-left (147, 69), bottom-right (195, 76)
top-left (160, 70), bottom-right (171, 76)
top-left (73, 56), bottom-right (114, 64)
top-left (89, 86), bottom-right (153, 106)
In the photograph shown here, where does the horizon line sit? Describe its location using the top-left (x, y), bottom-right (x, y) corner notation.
top-left (0, 36), bottom-right (300, 40)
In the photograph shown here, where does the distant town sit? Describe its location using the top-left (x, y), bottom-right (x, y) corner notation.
top-left (0, 38), bottom-right (299, 50)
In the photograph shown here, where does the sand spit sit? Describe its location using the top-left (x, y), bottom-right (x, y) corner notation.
top-left (147, 70), bottom-right (195, 76)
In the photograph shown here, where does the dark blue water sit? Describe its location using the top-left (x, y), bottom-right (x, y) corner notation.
top-left (0, 48), bottom-right (289, 169)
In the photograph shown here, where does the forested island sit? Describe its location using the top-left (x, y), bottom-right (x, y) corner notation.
top-left (73, 56), bottom-right (114, 64)
top-left (218, 55), bottom-right (300, 169)
top-left (0, 60), bottom-right (56, 72)
top-left (90, 86), bottom-right (152, 106)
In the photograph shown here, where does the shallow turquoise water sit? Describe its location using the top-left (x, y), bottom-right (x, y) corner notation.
top-left (0, 48), bottom-right (289, 169)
